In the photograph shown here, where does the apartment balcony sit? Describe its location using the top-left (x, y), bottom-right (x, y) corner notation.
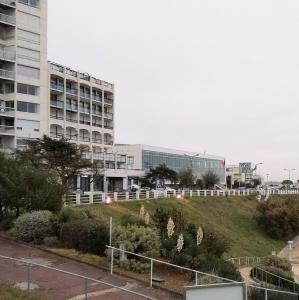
top-left (51, 83), bottom-right (64, 92)
top-left (79, 120), bottom-right (90, 125)
top-left (65, 134), bottom-right (77, 141)
top-left (0, 106), bottom-right (14, 116)
top-left (92, 138), bottom-right (102, 144)
top-left (92, 123), bottom-right (102, 128)
top-left (82, 152), bottom-right (92, 160)
top-left (104, 125), bottom-right (113, 130)
top-left (104, 98), bottom-right (113, 106)
top-left (66, 118), bottom-right (77, 124)
top-left (0, 68), bottom-right (14, 80)
top-left (66, 104), bottom-right (78, 112)
top-left (0, 13), bottom-right (16, 26)
top-left (79, 108), bottom-right (90, 114)
top-left (93, 152), bottom-right (104, 161)
top-left (92, 110), bottom-right (102, 117)
top-left (79, 136), bottom-right (90, 143)
top-left (104, 112), bottom-right (113, 120)
top-left (50, 115), bottom-right (64, 120)
top-left (50, 132), bottom-right (63, 140)
top-left (66, 87), bottom-right (78, 96)
top-left (50, 100), bottom-right (64, 109)
top-left (80, 91), bottom-right (90, 99)
top-left (0, 0), bottom-right (16, 8)
top-left (104, 140), bottom-right (113, 146)
top-left (0, 124), bottom-right (14, 135)
top-left (0, 49), bottom-right (15, 61)
top-left (92, 95), bottom-right (102, 103)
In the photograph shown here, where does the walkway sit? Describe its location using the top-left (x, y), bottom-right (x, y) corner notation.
top-left (0, 237), bottom-right (178, 300)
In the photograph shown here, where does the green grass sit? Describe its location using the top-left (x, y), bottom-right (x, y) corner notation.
top-left (0, 283), bottom-right (46, 300)
top-left (73, 195), bottom-right (295, 258)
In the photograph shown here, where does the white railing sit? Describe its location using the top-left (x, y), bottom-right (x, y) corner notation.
top-left (65, 189), bottom-right (299, 206)
top-left (0, 13), bottom-right (15, 25)
top-left (228, 256), bottom-right (263, 267)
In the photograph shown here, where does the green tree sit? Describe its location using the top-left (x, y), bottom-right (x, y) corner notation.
top-left (178, 168), bottom-right (196, 189)
top-left (145, 164), bottom-right (178, 188)
top-left (202, 170), bottom-right (220, 189)
top-left (16, 135), bottom-right (95, 192)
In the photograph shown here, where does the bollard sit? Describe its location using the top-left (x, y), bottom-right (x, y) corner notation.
top-left (27, 263), bottom-right (31, 291)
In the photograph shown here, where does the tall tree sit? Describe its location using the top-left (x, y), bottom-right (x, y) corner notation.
top-left (145, 164), bottom-right (178, 188)
top-left (178, 168), bottom-right (196, 189)
top-left (202, 170), bottom-right (220, 189)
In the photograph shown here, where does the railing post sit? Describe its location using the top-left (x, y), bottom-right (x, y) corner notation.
top-left (173, 190), bottom-right (176, 197)
top-left (27, 263), bottom-right (31, 291)
top-left (76, 193), bottom-right (81, 205)
top-left (154, 191), bottom-right (158, 199)
top-left (84, 278), bottom-right (88, 300)
top-left (114, 192), bottom-right (118, 202)
top-left (195, 272), bottom-right (198, 285)
top-left (150, 259), bottom-right (153, 287)
top-left (102, 193), bottom-right (106, 203)
top-left (190, 190), bottom-right (193, 197)
top-left (216, 191), bottom-right (219, 196)
top-left (164, 190), bottom-right (167, 198)
top-left (110, 248), bottom-right (114, 275)
top-left (265, 289), bottom-right (268, 300)
top-left (89, 193), bottom-right (93, 204)
top-left (136, 191), bottom-right (140, 200)
top-left (204, 190), bottom-right (207, 197)
top-left (146, 191), bottom-right (150, 199)
top-left (125, 192), bottom-right (129, 201)
top-left (182, 190), bottom-right (185, 197)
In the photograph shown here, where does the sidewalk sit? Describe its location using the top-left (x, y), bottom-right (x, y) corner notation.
top-left (0, 237), bottom-right (179, 300)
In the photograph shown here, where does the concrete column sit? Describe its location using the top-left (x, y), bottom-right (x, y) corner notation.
top-left (114, 192), bottom-right (118, 201)
top-left (123, 177), bottom-right (128, 191)
top-left (288, 241), bottom-right (293, 261)
top-left (76, 175), bottom-right (81, 190)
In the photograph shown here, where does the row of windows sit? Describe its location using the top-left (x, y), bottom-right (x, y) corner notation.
top-left (18, 11), bottom-right (40, 27)
top-left (18, 47), bottom-right (40, 62)
top-left (18, 65), bottom-right (40, 79)
top-left (19, 0), bottom-right (40, 8)
top-left (18, 29), bottom-right (40, 44)
top-left (17, 83), bottom-right (39, 96)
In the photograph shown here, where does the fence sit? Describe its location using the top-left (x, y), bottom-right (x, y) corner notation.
top-left (228, 256), bottom-right (263, 267)
top-left (65, 189), bottom-right (299, 206)
top-left (0, 255), bottom-right (156, 300)
top-left (252, 266), bottom-right (299, 293)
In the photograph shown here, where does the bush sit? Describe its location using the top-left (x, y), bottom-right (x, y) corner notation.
top-left (120, 214), bottom-right (146, 227)
top-left (112, 225), bottom-right (160, 258)
top-left (256, 198), bottom-right (299, 240)
top-left (14, 211), bottom-right (53, 244)
top-left (217, 260), bottom-right (242, 282)
top-left (0, 217), bottom-right (15, 231)
top-left (60, 219), bottom-right (109, 255)
top-left (44, 236), bottom-right (60, 248)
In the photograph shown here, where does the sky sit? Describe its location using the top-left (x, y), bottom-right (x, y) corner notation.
top-left (48, 0), bottom-right (299, 181)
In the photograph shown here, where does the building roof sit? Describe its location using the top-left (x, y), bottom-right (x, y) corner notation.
top-left (115, 144), bottom-right (225, 161)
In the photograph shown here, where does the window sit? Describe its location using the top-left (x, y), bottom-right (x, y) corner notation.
top-left (17, 29), bottom-right (40, 44)
top-left (17, 83), bottom-right (39, 96)
top-left (17, 101), bottom-right (39, 113)
top-left (18, 12), bottom-right (40, 27)
top-left (18, 47), bottom-right (40, 62)
top-left (0, 82), bottom-right (14, 94)
top-left (17, 65), bottom-right (40, 79)
top-left (16, 119), bottom-right (40, 132)
top-left (18, 0), bottom-right (40, 9)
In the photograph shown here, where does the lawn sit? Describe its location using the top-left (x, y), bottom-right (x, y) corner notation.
top-left (0, 283), bottom-right (46, 300)
top-left (73, 194), bottom-right (292, 258)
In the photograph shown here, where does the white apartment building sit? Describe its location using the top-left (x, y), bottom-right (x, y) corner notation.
top-left (0, 0), bottom-right (48, 151)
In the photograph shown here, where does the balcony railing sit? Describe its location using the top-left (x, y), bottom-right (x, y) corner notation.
top-left (79, 120), bottom-right (90, 125)
top-left (79, 136), bottom-right (90, 143)
top-left (79, 108), bottom-right (90, 114)
top-left (0, 124), bottom-right (14, 133)
top-left (0, 68), bottom-right (14, 79)
top-left (51, 83), bottom-right (64, 92)
top-left (92, 138), bottom-right (102, 144)
top-left (0, 0), bottom-right (16, 7)
top-left (50, 100), bottom-right (64, 109)
top-left (82, 152), bottom-right (92, 159)
top-left (65, 134), bottom-right (77, 141)
top-left (66, 104), bottom-right (78, 112)
top-left (66, 87), bottom-right (78, 96)
top-left (0, 106), bottom-right (14, 113)
top-left (50, 132), bottom-right (63, 139)
top-left (50, 115), bottom-right (63, 120)
top-left (92, 110), bottom-right (102, 116)
top-left (93, 153), bottom-right (104, 160)
top-left (104, 112), bottom-right (113, 120)
top-left (66, 118), bottom-right (77, 123)
top-left (0, 49), bottom-right (15, 61)
top-left (104, 140), bottom-right (113, 146)
top-left (92, 95), bottom-right (102, 103)
top-left (92, 123), bottom-right (102, 128)
top-left (104, 98), bottom-right (113, 105)
top-left (80, 91), bottom-right (90, 99)
top-left (0, 13), bottom-right (16, 25)
top-left (104, 125), bottom-right (113, 130)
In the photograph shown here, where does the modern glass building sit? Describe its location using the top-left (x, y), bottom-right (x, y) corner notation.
top-left (115, 144), bottom-right (226, 183)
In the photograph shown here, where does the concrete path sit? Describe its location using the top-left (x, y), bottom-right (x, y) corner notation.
top-left (239, 267), bottom-right (255, 284)
top-left (0, 237), bottom-right (179, 300)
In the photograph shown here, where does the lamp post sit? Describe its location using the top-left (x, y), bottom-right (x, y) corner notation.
top-left (266, 174), bottom-right (270, 187)
top-left (184, 153), bottom-right (200, 169)
top-left (283, 169), bottom-right (296, 181)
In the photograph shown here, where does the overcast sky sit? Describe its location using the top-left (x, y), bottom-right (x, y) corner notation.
top-left (48, 0), bottom-right (299, 181)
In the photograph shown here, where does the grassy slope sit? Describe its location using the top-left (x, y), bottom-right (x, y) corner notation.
top-left (0, 283), bottom-right (46, 300)
top-left (74, 195), bottom-right (293, 258)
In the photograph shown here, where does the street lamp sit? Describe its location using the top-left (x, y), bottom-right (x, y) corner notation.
top-left (283, 169), bottom-right (296, 181)
top-left (184, 153), bottom-right (200, 169)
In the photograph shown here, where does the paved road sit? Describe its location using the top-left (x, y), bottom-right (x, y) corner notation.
top-left (0, 237), bottom-right (179, 300)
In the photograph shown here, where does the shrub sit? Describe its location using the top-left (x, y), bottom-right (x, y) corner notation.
top-left (217, 260), bottom-right (242, 282)
top-left (60, 219), bottom-right (109, 255)
top-left (120, 214), bottom-right (146, 227)
top-left (0, 217), bottom-right (15, 231)
top-left (44, 236), bottom-right (60, 248)
top-left (14, 211), bottom-right (53, 244)
top-left (112, 225), bottom-right (160, 258)
top-left (256, 198), bottom-right (299, 240)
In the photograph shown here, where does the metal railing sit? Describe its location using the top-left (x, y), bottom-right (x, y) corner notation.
top-left (50, 83), bottom-right (64, 92)
top-left (0, 124), bottom-right (14, 133)
top-left (0, 0), bottom-right (16, 7)
top-left (228, 256), bottom-right (263, 267)
top-left (0, 255), bottom-right (156, 300)
top-left (104, 98), bottom-right (113, 105)
top-left (107, 245), bottom-right (236, 290)
top-left (0, 13), bottom-right (16, 25)
top-left (0, 68), bottom-right (14, 79)
top-left (0, 106), bottom-right (14, 113)
top-left (65, 189), bottom-right (299, 206)
top-left (92, 95), bottom-right (102, 102)
top-left (66, 87), bottom-right (78, 95)
top-left (50, 100), bottom-right (64, 109)
top-left (104, 112), bottom-right (113, 120)
top-left (0, 49), bottom-right (15, 61)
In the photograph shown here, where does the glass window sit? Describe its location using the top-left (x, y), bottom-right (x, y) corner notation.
top-left (18, 0), bottom-right (40, 9)
top-left (17, 101), bottom-right (39, 113)
top-left (18, 47), bottom-right (40, 62)
top-left (17, 83), bottom-right (39, 96)
top-left (17, 65), bottom-right (40, 79)
top-left (17, 29), bottom-right (40, 44)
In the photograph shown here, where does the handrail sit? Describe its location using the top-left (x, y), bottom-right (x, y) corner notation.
top-left (0, 255), bottom-right (156, 300)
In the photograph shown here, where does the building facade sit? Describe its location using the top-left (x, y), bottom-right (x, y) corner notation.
top-left (0, 0), bottom-right (48, 151)
top-left (115, 144), bottom-right (226, 184)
